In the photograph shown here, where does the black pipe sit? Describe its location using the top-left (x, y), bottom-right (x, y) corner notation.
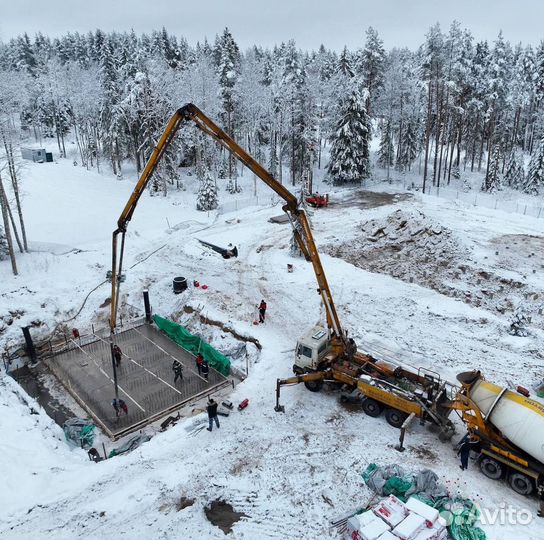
top-left (143, 290), bottom-right (151, 323)
top-left (22, 326), bottom-right (37, 363)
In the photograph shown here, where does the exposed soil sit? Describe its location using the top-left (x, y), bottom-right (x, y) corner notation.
top-left (333, 190), bottom-right (414, 210)
top-left (183, 305), bottom-right (262, 350)
top-left (204, 499), bottom-right (248, 534)
top-left (10, 364), bottom-right (75, 427)
top-left (409, 444), bottom-right (438, 462)
top-left (491, 234), bottom-right (544, 275)
top-left (325, 209), bottom-right (544, 323)
top-left (176, 496), bottom-right (195, 511)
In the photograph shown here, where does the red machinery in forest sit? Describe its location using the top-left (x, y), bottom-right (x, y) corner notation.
top-left (305, 193), bottom-right (329, 208)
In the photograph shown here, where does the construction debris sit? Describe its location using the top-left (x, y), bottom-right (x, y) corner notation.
top-left (108, 434), bottom-right (152, 458)
top-left (63, 418), bottom-right (95, 448)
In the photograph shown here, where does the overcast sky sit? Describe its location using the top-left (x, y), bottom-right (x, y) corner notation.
top-left (1, 0), bottom-right (542, 51)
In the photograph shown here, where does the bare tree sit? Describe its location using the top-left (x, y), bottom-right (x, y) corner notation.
top-left (1, 128), bottom-right (28, 251)
top-left (0, 172), bottom-right (18, 275)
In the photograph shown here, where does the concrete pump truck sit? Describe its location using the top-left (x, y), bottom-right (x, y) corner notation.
top-left (108, 103), bottom-right (544, 499)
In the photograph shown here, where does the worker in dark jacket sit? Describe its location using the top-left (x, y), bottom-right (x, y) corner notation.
top-left (112, 398), bottom-right (128, 417)
top-left (172, 360), bottom-right (183, 383)
top-left (258, 299), bottom-right (267, 323)
top-left (201, 359), bottom-right (209, 381)
top-left (538, 486), bottom-right (544, 518)
top-left (458, 433), bottom-right (480, 470)
top-left (113, 345), bottom-right (122, 368)
top-left (206, 398), bottom-right (220, 431)
top-left (112, 398), bottom-right (120, 417)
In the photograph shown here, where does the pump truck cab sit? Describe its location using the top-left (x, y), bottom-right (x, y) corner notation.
top-left (294, 326), bottom-right (331, 372)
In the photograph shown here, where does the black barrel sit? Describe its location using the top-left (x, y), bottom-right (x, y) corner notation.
top-left (173, 277), bottom-right (187, 294)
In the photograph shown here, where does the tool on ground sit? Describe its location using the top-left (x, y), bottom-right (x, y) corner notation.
top-left (238, 398), bottom-right (249, 410)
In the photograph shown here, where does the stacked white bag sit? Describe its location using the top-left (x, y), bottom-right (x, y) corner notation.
top-left (343, 496), bottom-right (447, 540)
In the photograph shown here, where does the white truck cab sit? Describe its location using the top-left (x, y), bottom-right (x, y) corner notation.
top-left (294, 326), bottom-right (332, 372)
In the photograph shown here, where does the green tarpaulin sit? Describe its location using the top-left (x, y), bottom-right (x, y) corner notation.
top-left (153, 315), bottom-right (231, 376)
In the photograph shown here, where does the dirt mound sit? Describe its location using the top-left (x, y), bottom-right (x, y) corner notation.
top-left (205, 499), bottom-right (248, 534)
top-left (329, 209), bottom-right (468, 281)
top-left (326, 209), bottom-right (542, 322)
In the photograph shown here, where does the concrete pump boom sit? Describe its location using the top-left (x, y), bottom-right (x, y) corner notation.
top-left (110, 103), bottom-right (347, 359)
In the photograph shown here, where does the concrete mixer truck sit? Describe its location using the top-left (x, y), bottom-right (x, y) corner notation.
top-left (453, 371), bottom-right (544, 497)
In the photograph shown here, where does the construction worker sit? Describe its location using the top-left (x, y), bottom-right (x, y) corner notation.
top-left (112, 398), bottom-right (128, 417)
top-left (113, 344), bottom-right (122, 368)
top-left (201, 359), bottom-right (209, 381)
top-left (538, 486), bottom-right (544, 518)
top-left (119, 399), bottom-right (128, 415)
top-left (258, 299), bottom-right (267, 323)
top-left (88, 447), bottom-right (102, 463)
top-left (206, 398), bottom-right (220, 431)
top-left (172, 360), bottom-right (183, 383)
top-left (195, 353), bottom-right (204, 375)
top-left (457, 433), bottom-right (480, 470)
top-left (112, 398), bottom-right (120, 417)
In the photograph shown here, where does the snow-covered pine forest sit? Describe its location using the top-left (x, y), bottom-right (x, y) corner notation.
top-left (1, 22), bottom-right (544, 259)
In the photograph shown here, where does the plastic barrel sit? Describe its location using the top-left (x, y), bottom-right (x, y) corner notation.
top-left (173, 277), bottom-right (187, 294)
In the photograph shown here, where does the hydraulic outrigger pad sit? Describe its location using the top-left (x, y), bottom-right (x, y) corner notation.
top-left (275, 378), bottom-right (285, 412)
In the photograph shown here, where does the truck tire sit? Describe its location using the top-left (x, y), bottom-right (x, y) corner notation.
top-left (304, 379), bottom-right (323, 392)
top-left (508, 472), bottom-right (534, 496)
top-left (385, 408), bottom-right (408, 429)
top-left (362, 398), bottom-right (383, 417)
top-left (480, 457), bottom-right (504, 480)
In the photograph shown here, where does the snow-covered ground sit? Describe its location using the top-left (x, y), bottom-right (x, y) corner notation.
top-left (1, 159), bottom-right (544, 539)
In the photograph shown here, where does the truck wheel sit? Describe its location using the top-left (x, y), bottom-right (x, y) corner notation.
top-left (508, 472), bottom-right (534, 496)
top-left (362, 399), bottom-right (383, 417)
top-left (385, 408), bottom-right (408, 429)
top-left (304, 379), bottom-right (323, 392)
top-left (480, 457), bottom-right (504, 480)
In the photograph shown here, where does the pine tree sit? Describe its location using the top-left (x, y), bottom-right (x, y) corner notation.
top-left (525, 138), bottom-right (544, 194)
top-left (451, 164), bottom-right (460, 180)
top-left (337, 46), bottom-right (354, 78)
top-left (327, 87), bottom-right (371, 184)
top-left (281, 41), bottom-right (316, 186)
top-left (15, 33), bottom-right (37, 75)
top-left (215, 28), bottom-right (241, 182)
top-left (398, 121), bottom-right (418, 171)
top-left (378, 120), bottom-right (394, 168)
top-left (504, 152), bottom-right (525, 190)
top-left (482, 145), bottom-right (502, 192)
top-left (509, 305), bottom-right (529, 337)
top-left (196, 166), bottom-right (219, 211)
top-left (360, 27), bottom-right (386, 113)
top-left (226, 177), bottom-right (242, 194)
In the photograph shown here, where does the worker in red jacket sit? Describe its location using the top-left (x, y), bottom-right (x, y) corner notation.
top-left (195, 353), bottom-right (204, 375)
top-left (258, 299), bottom-right (267, 323)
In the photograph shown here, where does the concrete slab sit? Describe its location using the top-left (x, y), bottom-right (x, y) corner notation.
top-left (45, 324), bottom-right (230, 439)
